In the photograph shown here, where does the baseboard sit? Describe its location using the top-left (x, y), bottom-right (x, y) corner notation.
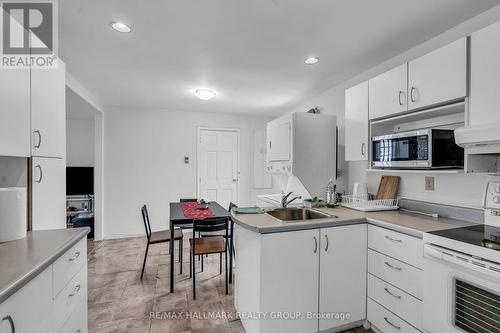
top-left (103, 233), bottom-right (144, 240)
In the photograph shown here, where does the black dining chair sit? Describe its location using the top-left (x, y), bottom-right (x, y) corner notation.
top-left (189, 217), bottom-right (229, 299)
top-left (141, 205), bottom-right (183, 279)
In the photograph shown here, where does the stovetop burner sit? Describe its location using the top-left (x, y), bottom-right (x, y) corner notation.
top-left (429, 224), bottom-right (500, 251)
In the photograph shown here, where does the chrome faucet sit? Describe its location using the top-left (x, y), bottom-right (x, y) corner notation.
top-left (281, 192), bottom-right (302, 208)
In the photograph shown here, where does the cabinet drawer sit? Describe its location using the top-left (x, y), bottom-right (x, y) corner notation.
top-left (367, 298), bottom-right (420, 333)
top-left (53, 238), bottom-right (87, 297)
top-left (368, 249), bottom-right (422, 299)
top-left (368, 274), bottom-right (422, 330)
top-left (59, 295), bottom-right (87, 333)
top-left (368, 225), bottom-right (423, 269)
top-left (53, 264), bottom-right (87, 332)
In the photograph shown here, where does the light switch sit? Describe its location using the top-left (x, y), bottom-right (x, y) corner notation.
top-left (425, 176), bottom-right (434, 191)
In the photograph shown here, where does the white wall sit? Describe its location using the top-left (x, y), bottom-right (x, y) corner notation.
top-left (66, 118), bottom-right (94, 166)
top-left (103, 106), bottom-right (274, 238)
top-left (287, 6), bottom-right (500, 209)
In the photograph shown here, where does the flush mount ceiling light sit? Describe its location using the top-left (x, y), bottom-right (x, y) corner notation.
top-left (110, 21), bottom-right (132, 33)
top-left (194, 88), bottom-right (216, 100)
top-left (304, 57), bottom-right (319, 65)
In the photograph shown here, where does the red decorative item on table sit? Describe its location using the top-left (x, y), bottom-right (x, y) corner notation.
top-left (181, 201), bottom-right (214, 220)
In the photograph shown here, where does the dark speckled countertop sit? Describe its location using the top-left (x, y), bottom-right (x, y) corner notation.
top-left (0, 227), bottom-right (89, 304)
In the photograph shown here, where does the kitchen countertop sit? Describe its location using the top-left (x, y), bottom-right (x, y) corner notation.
top-left (232, 206), bottom-right (477, 237)
top-left (0, 227), bottom-right (90, 304)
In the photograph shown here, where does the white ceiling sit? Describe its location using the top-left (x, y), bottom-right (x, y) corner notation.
top-left (59, 0), bottom-right (500, 115)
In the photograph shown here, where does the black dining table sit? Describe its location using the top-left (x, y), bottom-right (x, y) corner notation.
top-left (169, 201), bottom-right (234, 293)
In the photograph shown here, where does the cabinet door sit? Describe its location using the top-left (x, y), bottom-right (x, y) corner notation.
top-left (345, 81), bottom-right (369, 161)
top-left (261, 229), bottom-right (319, 333)
top-left (319, 224), bottom-right (367, 331)
top-left (470, 22), bottom-right (500, 126)
top-left (0, 267), bottom-right (53, 333)
top-left (267, 118), bottom-right (291, 162)
top-left (0, 68), bottom-right (31, 157)
top-left (369, 64), bottom-right (407, 119)
top-left (32, 157), bottom-right (66, 230)
top-left (31, 60), bottom-right (66, 158)
top-left (408, 38), bottom-right (467, 111)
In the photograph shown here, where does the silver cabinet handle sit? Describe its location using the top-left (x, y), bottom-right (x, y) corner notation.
top-left (398, 91), bottom-right (405, 106)
top-left (324, 234), bottom-right (329, 252)
top-left (410, 87), bottom-right (417, 103)
top-left (384, 261), bottom-right (402, 271)
top-left (269, 141), bottom-right (272, 149)
top-left (361, 143), bottom-right (366, 156)
top-left (35, 165), bottom-right (43, 183)
top-left (384, 287), bottom-right (402, 299)
top-left (385, 235), bottom-right (402, 243)
top-left (68, 251), bottom-right (81, 262)
top-left (384, 317), bottom-right (401, 330)
top-left (313, 236), bottom-right (318, 253)
top-left (2, 315), bottom-right (15, 333)
top-left (69, 284), bottom-right (81, 297)
top-left (33, 130), bottom-right (42, 149)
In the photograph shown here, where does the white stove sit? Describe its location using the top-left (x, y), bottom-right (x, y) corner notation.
top-left (422, 180), bottom-right (500, 333)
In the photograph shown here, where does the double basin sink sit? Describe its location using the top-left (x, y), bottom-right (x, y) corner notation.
top-left (266, 207), bottom-right (336, 223)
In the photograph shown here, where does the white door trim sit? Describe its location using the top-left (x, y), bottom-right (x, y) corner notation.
top-left (196, 127), bottom-right (241, 205)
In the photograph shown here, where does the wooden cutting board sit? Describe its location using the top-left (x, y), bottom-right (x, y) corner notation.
top-left (376, 176), bottom-right (400, 200)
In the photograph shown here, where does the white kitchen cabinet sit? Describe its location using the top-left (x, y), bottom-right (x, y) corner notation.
top-left (369, 64), bottom-right (407, 120)
top-left (267, 114), bottom-right (292, 163)
top-left (32, 157), bottom-right (66, 230)
top-left (408, 38), bottom-right (467, 111)
top-left (260, 229), bottom-right (319, 333)
top-left (31, 60), bottom-right (66, 158)
top-left (470, 21), bottom-right (500, 126)
top-left (0, 267), bottom-right (53, 333)
top-left (0, 68), bottom-right (31, 157)
top-left (345, 81), bottom-right (369, 161)
top-left (319, 224), bottom-right (367, 331)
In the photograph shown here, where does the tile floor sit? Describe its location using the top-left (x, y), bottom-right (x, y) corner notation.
top-left (88, 234), bottom-right (374, 333)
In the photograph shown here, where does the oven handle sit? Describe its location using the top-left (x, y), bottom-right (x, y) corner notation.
top-left (424, 244), bottom-right (500, 279)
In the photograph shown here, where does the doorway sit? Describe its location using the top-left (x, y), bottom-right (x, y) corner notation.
top-left (197, 128), bottom-right (240, 210)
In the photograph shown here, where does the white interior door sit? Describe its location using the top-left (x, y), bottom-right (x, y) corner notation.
top-left (197, 129), bottom-right (239, 209)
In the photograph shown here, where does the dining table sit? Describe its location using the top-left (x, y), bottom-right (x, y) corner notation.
top-left (168, 201), bottom-right (234, 293)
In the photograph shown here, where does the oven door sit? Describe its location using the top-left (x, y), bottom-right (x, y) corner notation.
top-left (372, 129), bottom-right (431, 168)
top-left (423, 244), bottom-right (500, 333)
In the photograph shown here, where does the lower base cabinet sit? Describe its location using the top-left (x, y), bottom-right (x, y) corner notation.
top-left (235, 224), bottom-right (367, 333)
top-left (0, 238), bottom-right (87, 333)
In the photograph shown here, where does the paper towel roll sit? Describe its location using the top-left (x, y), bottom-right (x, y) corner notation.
top-left (0, 187), bottom-right (27, 242)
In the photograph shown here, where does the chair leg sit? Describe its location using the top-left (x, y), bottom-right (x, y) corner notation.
top-left (141, 242), bottom-right (149, 280)
top-left (179, 239), bottom-right (183, 275)
top-left (225, 248), bottom-right (228, 295)
top-left (192, 250), bottom-right (196, 300)
top-left (201, 255), bottom-right (204, 272)
top-left (189, 248), bottom-right (192, 278)
top-left (219, 252), bottom-right (222, 275)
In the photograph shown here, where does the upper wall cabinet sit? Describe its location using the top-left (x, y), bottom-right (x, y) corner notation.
top-left (368, 64), bottom-right (407, 120)
top-left (408, 38), bottom-right (467, 111)
top-left (470, 21), bottom-right (500, 127)
top-left (267, 114), bottom-right (292, 163)
top-left (0, 68), bottom-right (31, 157)
top-left (31, 60), bottom-right (66, 158)
top-left (345, 81), bottom-right (369, 161)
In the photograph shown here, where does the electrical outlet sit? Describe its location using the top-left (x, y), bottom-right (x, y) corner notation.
top-left (425, 176), bottom-right (434, 191)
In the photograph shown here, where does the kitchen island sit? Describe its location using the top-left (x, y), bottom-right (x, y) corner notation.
top-left (232, 206), bottom-right (476, 333)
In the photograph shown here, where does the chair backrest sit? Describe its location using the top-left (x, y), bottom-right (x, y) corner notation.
top-left (141, 205), bottom-right (152, 239)
top-left (193, 218), bottom-right (228, 235)
top-left (180, 198), bottom-right (197, 202)
top-left (228, 202), bottom-right (238, 212)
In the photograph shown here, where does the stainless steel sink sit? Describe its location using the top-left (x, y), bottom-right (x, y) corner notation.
top-left (266, 208), bottom-right (336, 222)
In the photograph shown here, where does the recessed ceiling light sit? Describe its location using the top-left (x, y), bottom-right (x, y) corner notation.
top-left (304, 57), bottom-right (319, 65)
top-left (110, 22), bottom-right (132, 33)
top-left (194, 88), bottom-right (216, 100)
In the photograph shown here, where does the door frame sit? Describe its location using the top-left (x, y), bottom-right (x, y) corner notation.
top-left (196, 127), bottom-right (241, 206)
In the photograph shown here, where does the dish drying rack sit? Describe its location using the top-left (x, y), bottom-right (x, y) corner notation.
top-left (341, 194), bottom-right (399, 212)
